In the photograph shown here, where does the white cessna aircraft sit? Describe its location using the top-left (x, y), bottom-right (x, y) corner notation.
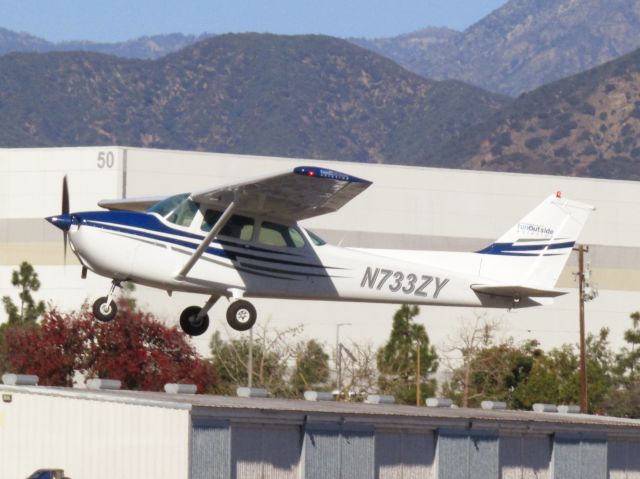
top-left (46, 166), bottom-right (594, 336)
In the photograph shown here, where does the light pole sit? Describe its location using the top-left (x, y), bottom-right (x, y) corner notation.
top-left (336, 322), bottom-right (351, 400)
top-left (248, 327), bottom-right (253, 388)
top-left (415, 338), bottom-right (421, 407)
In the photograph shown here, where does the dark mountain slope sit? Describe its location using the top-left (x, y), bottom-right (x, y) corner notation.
top-left (354, 0), bottom-right (640, 96)
top-left (0, 34), bottom-right (508, 164)
top-left (424, 46), bottom-right (640, 180)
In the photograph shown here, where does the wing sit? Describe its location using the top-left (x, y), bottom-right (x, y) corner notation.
top-left (191, 166), bottom-right (372, 221)
top-left (98, 196), bottom-right (167, 212)
top-left (471, 284), bottom-right (567, 298)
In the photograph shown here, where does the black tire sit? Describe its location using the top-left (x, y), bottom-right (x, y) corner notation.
top-left (226, 300), bottom-right (257, 331)
top-left (92, 297), bottom-right (117, 322)
top-left (180, 306), bottom-right (210, 336)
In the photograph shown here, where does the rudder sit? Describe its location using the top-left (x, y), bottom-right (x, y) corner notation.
top-left (477, 193), bottom-right (594, 289)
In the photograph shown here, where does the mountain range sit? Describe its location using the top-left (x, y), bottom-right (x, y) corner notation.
top-left (0, 34), bottom-right (506, 164)
top-left (424, 45), bottom-right (640, 180)
top-left (0, 27), bottom-right (210, 59)
top-left (353, 0), bottom-right (640, 96)
top-left (4, 0), bottom-right (640, 97)
top-left (1, 0), bottom-right (640, 181)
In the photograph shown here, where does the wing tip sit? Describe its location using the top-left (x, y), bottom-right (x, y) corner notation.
top-left (294, 166), bottom-right (372, 185)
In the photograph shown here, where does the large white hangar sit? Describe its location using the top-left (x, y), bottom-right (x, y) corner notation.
top-left (1, 146), bottom-right (640, 355)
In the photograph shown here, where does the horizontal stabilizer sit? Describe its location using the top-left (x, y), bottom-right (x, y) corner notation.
top-left (98, 196), bottom-right (167, 212)
top-left (471, 284), bottom-right (567, 298)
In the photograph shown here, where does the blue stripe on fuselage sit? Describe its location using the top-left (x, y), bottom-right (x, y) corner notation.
top-left (75, 210), bottom-right (333, 270)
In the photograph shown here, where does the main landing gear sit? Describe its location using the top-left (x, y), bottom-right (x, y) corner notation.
top-left (92, 280), bottom-right (120, 322)
top-left (91, 281), bottom-right (258, 337)
top-left (178, 296), bottom-right (257, 336)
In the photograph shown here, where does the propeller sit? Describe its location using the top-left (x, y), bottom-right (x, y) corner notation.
top-left (62, 175), bottom-right (69, 263)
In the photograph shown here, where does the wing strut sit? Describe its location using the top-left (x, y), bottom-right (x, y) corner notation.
top-left (175, 196), bottom-right (237, 280)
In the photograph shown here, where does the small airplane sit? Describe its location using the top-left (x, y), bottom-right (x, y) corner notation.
top-left (46, 166), bottom-right (594, 336)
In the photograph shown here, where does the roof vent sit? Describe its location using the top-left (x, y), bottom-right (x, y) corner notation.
top-left (557, 404), bottom-right (581, 414)
top-left (236, 387), bottom-right (268, 398)
top-left (481, 400), bottom-right (507, 410)
top-left (86, 379), bottom-right (122, 391)
top-left (426, 397), bottom-right (453, 408)
top-left (365, 394), bottom-right (395, 405)
top-left (164, 383), bottom-right (197, 395)
top-left (1, 373), bottom-right (39, 386)
top-left (532, 403), bottom-right (558, 413)
top-left (304, 391), bottom-right (335, 401)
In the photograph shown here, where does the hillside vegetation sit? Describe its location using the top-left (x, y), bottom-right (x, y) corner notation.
top-left (0, 33), bottom-right (507, 164)
top-left (354, 0), bottom-right (640, 96)
top-left (423, 47), bottom-right (640, 180)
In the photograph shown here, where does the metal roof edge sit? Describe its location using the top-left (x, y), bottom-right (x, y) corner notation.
top-left (0, 384), bottom-right (191, 411)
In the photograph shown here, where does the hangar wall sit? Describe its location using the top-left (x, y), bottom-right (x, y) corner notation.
top-left (2, 384), bottom-right (640, 479)
top-left (1, 146), bottom-right (640, 355)
top-left (0, 386), bottom-right (190, 479)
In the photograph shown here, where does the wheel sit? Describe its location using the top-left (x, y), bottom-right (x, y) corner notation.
top-left (92, 297), bottom-right (117, 322)
top-left (180, 306), bottom-right (210, 336)
top-left (226, 300), bottom-right (257, 331)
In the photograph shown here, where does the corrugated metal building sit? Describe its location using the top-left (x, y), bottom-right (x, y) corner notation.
top-left (2, 146), bottom-right (640, 356)
top-left (1, 383), bottom-right (639, 479)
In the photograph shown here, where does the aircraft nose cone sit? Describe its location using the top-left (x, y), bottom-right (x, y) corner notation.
top-left (46, 214), bottom-right (73, 231)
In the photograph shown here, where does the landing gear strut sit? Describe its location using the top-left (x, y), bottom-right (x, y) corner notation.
top-left (92, 280), bottom-right (120, 322)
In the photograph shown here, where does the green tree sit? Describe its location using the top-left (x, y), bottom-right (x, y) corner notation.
top-left (209, 323), bottom-right (302, 397)
top-left (510, 346), bottom-right (577, 410)
top-left (290, 339), bottom-right (330, 396)
top-left (440, 315), bottom-right (505, 407)
top-left (1, 262), bottom-right (46, 374)
top-left (2, 261), bottom-right (45, 324)
top-left (443, 339), bottom-right (540, 408)
top-left (584, 327), bottom-right (614, 411)
top-left (606, 312), bottom-right (640, 417)
top-left (377, 305), bottom-right (438, 405)
top-left (441, 320), bottom-right (613, 413)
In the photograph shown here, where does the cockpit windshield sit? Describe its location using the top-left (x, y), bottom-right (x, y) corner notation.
top-left (147, 193), bottom-right (189, 217)
top-left (148, 193), bottom-right (199, 228)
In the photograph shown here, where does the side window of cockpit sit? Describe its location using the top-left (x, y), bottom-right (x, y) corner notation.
top-left (166, 197), bottom-right (199, 227)
top-left (201, 210), bottom-right (254, 241)
top-left (258, 222), bottom-right (305, 248)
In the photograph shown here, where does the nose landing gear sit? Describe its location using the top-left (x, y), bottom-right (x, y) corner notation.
top-left (92, 280), bottom-right (120, 322)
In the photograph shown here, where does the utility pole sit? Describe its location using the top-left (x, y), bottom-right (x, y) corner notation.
top-left (578, 245), bottom-right (587, 413)
top-left (574, 244), bottom-right (597, 414)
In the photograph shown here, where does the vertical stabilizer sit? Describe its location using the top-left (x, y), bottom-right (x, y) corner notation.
top-left (477, 194), bottom-right (594, 288)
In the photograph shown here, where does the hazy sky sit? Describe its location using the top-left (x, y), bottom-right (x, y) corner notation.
top-left (1, 0), bottom-right (508, 42)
